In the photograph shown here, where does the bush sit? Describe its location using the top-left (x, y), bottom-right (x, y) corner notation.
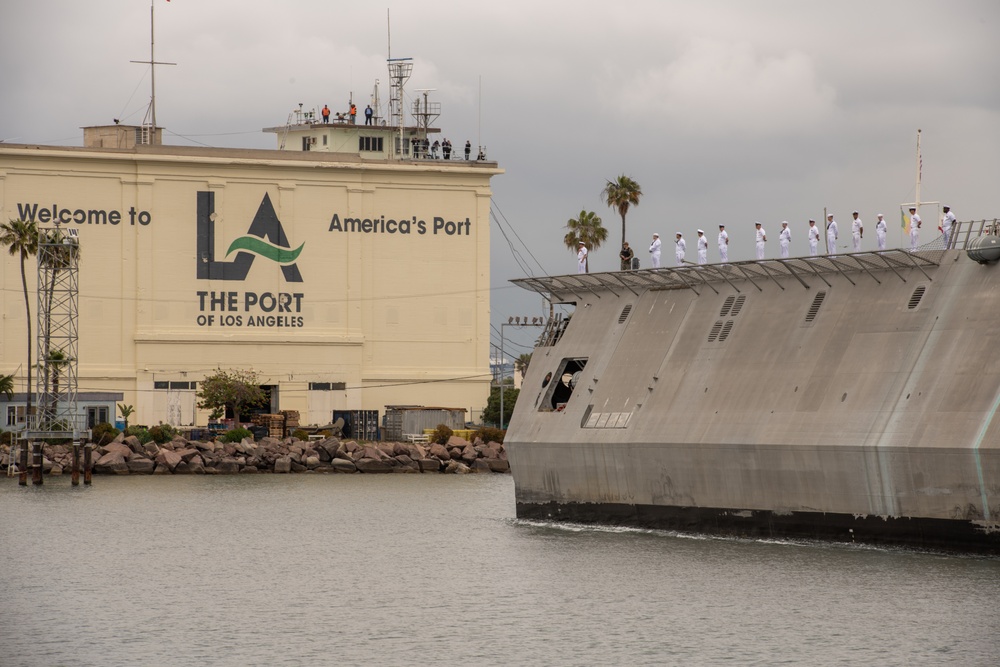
top-left (291, 429), bottom-right (309, 441)
top-left (125, 425), bottom-right (153, 445)
top-left (223, 427), bottom-right (253, 443)
top-left (472, 426), bottom-right (505, 445)
top-left (148, 423), bottom-right (178, 445)
top-left (91, 422), bottom-right (120, 446)
top-left (431, 423), bottom-right (454, 445)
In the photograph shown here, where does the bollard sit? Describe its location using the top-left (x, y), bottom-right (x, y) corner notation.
top-left (71, 441), bottom-right (81, 486)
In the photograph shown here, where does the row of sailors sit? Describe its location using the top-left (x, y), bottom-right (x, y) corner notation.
top-left (643, 206), bottom-right (956, 267)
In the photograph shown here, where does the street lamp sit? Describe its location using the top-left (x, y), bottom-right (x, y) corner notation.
top-left (498, 318), bottom-right (543, 430)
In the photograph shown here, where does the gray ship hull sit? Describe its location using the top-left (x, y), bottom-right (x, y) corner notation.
top-left (507, 242), bottom-right (1000, 553)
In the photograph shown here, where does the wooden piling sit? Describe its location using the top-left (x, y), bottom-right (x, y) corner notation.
top-left (18, 441), bottom-right (28, 486)
top-left (71, 441), bottom-right (81, 486)
top-left (83, 444), bottom-right (93, 486)
top-left (31, 441), bottom-right (43, 485)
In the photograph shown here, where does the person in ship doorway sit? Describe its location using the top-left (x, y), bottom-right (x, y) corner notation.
top-left (577, 242), bottom-right (588, 274)
top-left (808, 219), bottom-right (820, 256)
top-left (940, 205), bottom-right (956, 248)
top-left (649, 233), bottom-right (662, 268)
top-left (754, 222), bottom-right (767, 260)
top-left (619, 242), bottom-right (634, 270)
top-left (321, 104), bottom-right (331, 124)
top-left (718, 224), bottom-right (729, 262)
top-left (779, 221), bottom-right (791, 258)
top-left (851, 211), bottom-right (864, 252)
top-left (875, 213), bottom-right (888, 252)
top-left (675, 232), bottom-right (687, 266)
top-left (826, 214), bottom-right (839, 256)
top-left (696, 230), bottom-right (708, 264)
top-left (909, 206), bottom-right (921, 250)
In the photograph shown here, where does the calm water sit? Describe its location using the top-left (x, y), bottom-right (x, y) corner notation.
top-left (1, 474), bottom-right (997, 666)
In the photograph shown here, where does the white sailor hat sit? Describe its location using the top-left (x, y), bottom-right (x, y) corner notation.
top-left (877, 213), bottom-right (884, 217)
top-left (809, 219), bottom-right (816, 223)
top-left (909, 206), bottom-right (917, 211)
top-left (675, 232), bottom-right (682, 236)
top-left (754, 221), bottom-right (761, 226)
top-left (853, 210), bottom-right (859, 214)
top-left (697, 229), bottom-right (704, 234)
top-left (653, 232), bottom-right (660, 237)
top-left (578, 241), bottom-right (585, 245)
top-left (781, 221), bottom-right (788, 226)
top-left (719, 224), bottom-right (725, 228)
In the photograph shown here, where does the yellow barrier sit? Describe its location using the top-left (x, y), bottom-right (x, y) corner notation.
top-left (423, 428), bottom-right (475, 440)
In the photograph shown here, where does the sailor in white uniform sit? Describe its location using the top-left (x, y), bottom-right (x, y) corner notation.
top-left (718, 224), bottom-right (729, 263)
top-left (675, 233), bottom-right (687, 266)
top-left (851, 211), bottom-right (863, 252)
top-left (649, 233), bottom-right (662, 268)
top-left (875, 213), bottom-right (887, 252)
top-left (807, 219), bottom-right (820, 256)
top-left (754, 222), bottom-right (767, 260)
top-left (940, 205), bottom-right (956, 248)
top-left (778, 221), bottom-right (791, 258)
top-left (577, 242), bottom-right (588, 274)
top-left (826, 214), bottom-right (839, 256)
top-left (908, 207), bottom-right (921, 250)
top-left (696, 229), bottom-right (708, 264)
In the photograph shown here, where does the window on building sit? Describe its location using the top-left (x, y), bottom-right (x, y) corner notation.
top-left (86, 406), bottom-right (109, 429)
top-left (309, 382), bottom-right (346, 391)
top-left (302, 136), bottom-right (311, 151)
top-left (154, 381), bottom-right (195, 390)
top-left (359, 136), bottom-right (384, 152)
top-left (7, 405), bottom-right (25, 427)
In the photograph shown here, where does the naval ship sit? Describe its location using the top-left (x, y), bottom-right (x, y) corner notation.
top-left (506, 221), bottom-right (1000, 553)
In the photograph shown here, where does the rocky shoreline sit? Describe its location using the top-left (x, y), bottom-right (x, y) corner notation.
top-left (0, 433), bottom-right (509, 476)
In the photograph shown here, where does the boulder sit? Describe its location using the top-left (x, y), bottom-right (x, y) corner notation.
top-left (361, 445), bottom-right (385, 460)
top-left (305, 456), bottom-right (321, 469)
top-left (486, 458), bottom-right (510, 473)
top-left (429, 444), bottom-right (450, 460)
top-left (393, 462), bottom-right (419, 473)
top-left (187, 461), bottom-right (206, 474)
top-left (240, 465), bottom-right (260, 474)
top-left (143, 441), bottom-right (161, 459)
top-left (394, 454), bottom-right (414, 465)
top-left (94, 451), bottom-right (128, 474)
top-left (355, 457), bottom-right (392, 473)
top-left (122, 436), bottom-right (143, 453)
top-left (112, 432), bottom-right (125, 444)
top-left (330, 458), bottom-right (357, 473)
top-left (154, 449), bottom-right (183, 472)
top-left (216, 458), bottom-right (241, 474)
top-left (447, 435), bottom-right (470, 447)
top-left (344, 440), bottom-right (361, 454)
top-left (392, 442), bottom-right (410, 456)
top-left (106, 442), bottom-right (133, 458)
top-left (193, 440), bottom-right (216, 453)
top-left (460, 445), bottom-right (479, 463)
top-left (449, 447), bottom-right (463, 461)
top-left (274, 456), bottom-right (292, 474)
top-left (175, 448), bottom-right (200, 462)
top-left (127, 457), bottom-right (155, 474)
top-left (152, 463), bottom-right (173, 475)
top-left (49, 465), bottom-right (63, 476)
top-left (290, 462), bottom-right (307, 473)
top-left (418, 458), bottom-right (441, 473)
top-left (444, 461), bottom-right (470, 474)
top-left (470, 459), bottom-right (492, 473)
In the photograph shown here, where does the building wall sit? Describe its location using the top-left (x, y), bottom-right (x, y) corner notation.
top-left (0, 145), bottom-right (499, 427)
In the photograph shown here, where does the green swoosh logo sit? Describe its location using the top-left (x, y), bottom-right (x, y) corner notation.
top-left (225, 236), bottom-right (304, 264)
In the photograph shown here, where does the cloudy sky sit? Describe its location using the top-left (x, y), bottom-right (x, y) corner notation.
top-left (2, 0), bottom-right (998, 356)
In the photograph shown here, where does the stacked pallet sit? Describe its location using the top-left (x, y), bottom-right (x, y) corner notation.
top-left (253, 413), bottom-right (286, 438)
top-left (281, 410), bottom-right (300, 433)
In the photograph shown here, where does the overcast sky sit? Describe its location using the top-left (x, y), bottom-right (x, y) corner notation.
top-left (2, 0), bottom-right (999, 357)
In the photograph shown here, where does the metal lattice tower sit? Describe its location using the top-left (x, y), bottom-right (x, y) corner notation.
top-left (31, 224), bottom-right (84, 439)
top-left (387, 57), bottom-right (412, 156)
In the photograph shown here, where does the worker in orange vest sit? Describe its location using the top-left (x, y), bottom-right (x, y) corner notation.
top-left (349, 103), bottom-right (357, 124)
top-left (321, 105), bottom-right (330, 124)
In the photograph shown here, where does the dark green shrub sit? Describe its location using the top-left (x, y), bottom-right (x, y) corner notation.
top-left (472, 426), bottom-right (505, 445)
top-left (291, 429), bottom-right (309, 441)
top-left (148, 423), bottom-right (178, 445)
top-left (431, 423), bottom-right (453, 445)
top-left (125, 425), bottom-right (153, 445)
top-left (91, 422), bottom-right (120, 446)
top-left (223, 427), bottom-right (253, 443)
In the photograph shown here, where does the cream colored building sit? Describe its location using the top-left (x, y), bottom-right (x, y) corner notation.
top-left (0, 121), bottom-right (500, 428)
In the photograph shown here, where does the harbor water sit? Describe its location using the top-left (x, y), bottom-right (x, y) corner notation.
top-left (1, 474), bottom-right (997, 666)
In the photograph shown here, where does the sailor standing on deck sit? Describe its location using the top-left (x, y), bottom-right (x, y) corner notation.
top-left (754, 222), bottom-right (767, 260)
top-left (909, 207), bottom-right (921, 250)
top-left (649, 233), bottom-right (662, 268)
top-left (696, 230), bottom-right (708, 264)
top-left (940, 205), bottom-right (956, 248)
top-left (807, 219), bottom-right (820, 256)
top-left (675, 233), bottom-right (687, 266)
top-left (875, 214), bottom-right (888, 252)
top-left (851, 211), bottom-right (864, 252)
top-left (577, 242), bottom-right (588, 274)
top-left (826, 214), bottom-right (839, 256)
top-left (778, 222), bottom-right (791, 258)
top-left (718, 224), bottom-right (729, 262)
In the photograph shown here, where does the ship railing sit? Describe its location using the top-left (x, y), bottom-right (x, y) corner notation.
top-left (947, 218), bottom-right (999, 250)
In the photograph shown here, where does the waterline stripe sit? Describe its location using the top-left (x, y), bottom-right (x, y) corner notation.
top-left (226, 236), bottom-right (304, 264)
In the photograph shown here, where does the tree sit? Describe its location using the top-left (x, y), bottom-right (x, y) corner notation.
top-left (601, 175), bottom-right (643, 249)
top-left (514, 353), bottom-right (532, 382)
top-left (564, 210), bottom-right (608, 273)
top-left (197, 368), bottom-right (267, 425)
top-left (117, 404), bottom-right (135, 430)
top-left (0, 373), bottom-right (14, 400)
top-left (482, 385), bottom-right (519, 427)
top-left (0, 218), bottom-right (38, 426)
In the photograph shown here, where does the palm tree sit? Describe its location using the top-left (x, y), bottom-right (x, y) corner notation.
top-left (564, 210), bottom-right (608, 273)
top-left (0, 219), bottom-right (38, 426)
top-left (514, 353), bottom-right (532, 382)
top-left (601, 175), bottom-right (643, 249)
top-left (0, 373), bottom-right (15, 400)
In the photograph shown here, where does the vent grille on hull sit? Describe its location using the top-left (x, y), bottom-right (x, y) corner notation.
top-left (805, 291), bottom-right (827, 322)
top-left (718, 320), bottom-right (735, 341)
top-left (719, 295), bottom-right (735, 317)
top-left (708, 320), bottom-right (724, 342)
top-left (618, 304), bottom-right (633, 324)
top-left (730, 294), bottom-right (747, 316)
top-left (908, 285), bottom-right (926, 309)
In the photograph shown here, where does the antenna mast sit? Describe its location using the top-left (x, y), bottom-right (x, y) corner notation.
top-left (130, 0), bottom-right (175, 144)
